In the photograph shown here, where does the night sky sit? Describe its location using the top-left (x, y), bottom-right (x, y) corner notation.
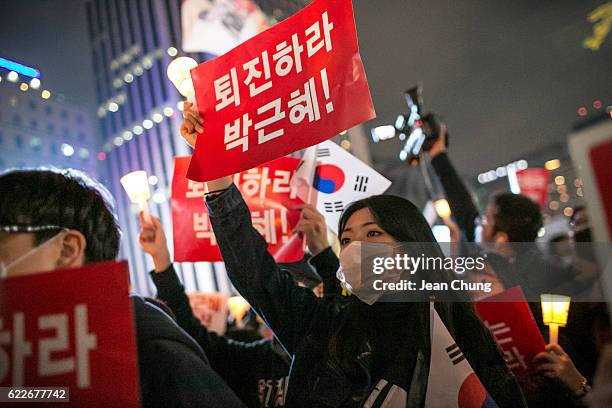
top-left (1, 0), bottom-right (610, 177)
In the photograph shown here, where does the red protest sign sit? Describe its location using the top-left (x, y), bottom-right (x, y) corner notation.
top-left (173, 156), bottom-right (306, 262)
top-left (475, 286), bottom-right (546, 377)
top-left (0, 261), bottom-right (140, 407)
top-left (187, 0), bottom-right (376, 181)
top-left (516, 168), bottom-right (550, 209)
top-left (589, 139), bottom-right (612, 240)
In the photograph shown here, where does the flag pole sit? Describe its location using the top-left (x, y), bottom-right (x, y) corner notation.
top-left (302, 145), bottom-right (319, 252)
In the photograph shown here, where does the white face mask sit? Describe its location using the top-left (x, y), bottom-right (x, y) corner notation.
top-left (336, 241), bottom-right (405, 305)
top-left (0, 231), bottom-right (66, 279)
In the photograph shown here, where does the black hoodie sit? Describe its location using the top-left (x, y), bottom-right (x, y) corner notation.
top-left (150, 267), bottom-right (290, 408)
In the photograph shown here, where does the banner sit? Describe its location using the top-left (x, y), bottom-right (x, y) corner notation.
top-left (0, 262), bottom-right (140, 407)
top-left (516, 168), bottom-right (550, 209)
top-left (181, 0), bottom-right (270, 55)
top-left (173, 156), bottom-right (305, 262)
top-left (475, 286), bottom-right (546, 377)
top-left (292, 141), bottom-right (392, 233)
top-left (187, 292), bottom-right (228, 334)
top-left (187, 0), bottom-right (376, 181)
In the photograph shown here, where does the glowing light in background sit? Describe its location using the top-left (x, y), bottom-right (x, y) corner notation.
top-left (152, 113), bottom-right (164, 123)
top-left (545, 159), bottom-right (560, 171)
top-left (7, 71), bottom-right (18, 82)
top-left (61, 143), bottom-right (75, 157)
top-left (30, 78), bottom-right (41, 89)
top-left (79, 148), bottom-right (90, 159)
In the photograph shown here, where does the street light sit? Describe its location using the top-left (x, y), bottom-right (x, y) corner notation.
top-left (166, 57), bottom-right (198, 104)
top-left (540, 294), bottom-right (571, 344)
top-left (120, 170), bottom-right (151, 223)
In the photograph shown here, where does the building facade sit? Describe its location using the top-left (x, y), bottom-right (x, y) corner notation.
top-left (84, 0), bottom-right (234, 296)
top-left (0, 70), bottom-right (97, 178)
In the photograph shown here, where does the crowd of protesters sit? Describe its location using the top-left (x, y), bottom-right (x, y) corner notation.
top-left (0, 102), bottom-right (610, 408)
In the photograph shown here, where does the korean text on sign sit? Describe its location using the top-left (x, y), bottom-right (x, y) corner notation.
top-left (188, 0), bottom-right (375, 181)
top-left (0, 262), bottom-right (140, 406)
top-left (173, 156), bottom-right (305, 263)
top-left (474, 286), bottom-right (546, 376)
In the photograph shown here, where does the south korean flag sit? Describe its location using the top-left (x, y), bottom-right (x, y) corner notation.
top-left (425, 307), bottom-right (499, 408)
top-left (291, 140), bottom-right (392, 233)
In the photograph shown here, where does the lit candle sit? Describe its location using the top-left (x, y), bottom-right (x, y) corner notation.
top-left (166, 57), bottom-right (198, 105)
top-left (120, 170), bottom-right (151, 223)
top-left (541, 294), bottom-right (571, 344)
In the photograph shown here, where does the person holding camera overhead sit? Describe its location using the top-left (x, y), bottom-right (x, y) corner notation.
top-left (179, 104), bottom-right (526, 408)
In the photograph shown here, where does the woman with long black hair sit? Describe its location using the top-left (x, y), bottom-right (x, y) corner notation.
top-left (180, 108), bottom-right (526, 407)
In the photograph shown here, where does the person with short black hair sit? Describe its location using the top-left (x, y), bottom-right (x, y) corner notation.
top-left (427, 131), bottom-right (602, 405)
top-left (0, 168), bottom-right (245, 408)
top-left (484, 193), bottom-right (543, 243)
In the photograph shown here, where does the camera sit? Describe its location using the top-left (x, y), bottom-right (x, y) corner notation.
top-left (371, 85), bottom-right (448, 165)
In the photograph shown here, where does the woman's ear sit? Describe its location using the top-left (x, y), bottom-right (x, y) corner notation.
top-left (56, 230), bottom-right (87, 269)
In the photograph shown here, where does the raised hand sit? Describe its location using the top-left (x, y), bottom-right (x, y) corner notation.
top-left (180, 101), bottom-right (204, 148)
top-left (295, 204), bottom-right (330, 256)
top-left (138, 212), bottom-right (171, 272)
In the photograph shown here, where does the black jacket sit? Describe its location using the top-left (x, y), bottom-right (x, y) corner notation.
top-left (309, 247), bottom-right (342, 296)
top-left (206, 184), bottom-right (527, 408)
top-left (132, 295), bottom-right (245, 408)
top-left (430, 152), bottom-right (480, 242)
top-left (150, 267), bottom-right (290, 408)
